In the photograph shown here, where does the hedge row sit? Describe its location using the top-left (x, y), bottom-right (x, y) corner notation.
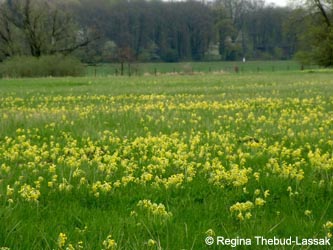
top-left (0, 55), bottom-right (85, 78)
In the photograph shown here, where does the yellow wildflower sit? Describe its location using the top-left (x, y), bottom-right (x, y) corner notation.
top-left (205, 229), bottom-right (215, 236)
top-left (230, 201), bottom-right (254, 212)
top-left (255, 198), bottom-right (266, 206)
top-left (6, 185), bottom-right (14, 196)
top-left (147, 239), bottom-right (157, 247)
top-left (18, 184), bottom-right (40, 202)
top-left (237, 212), bottom-right (244, 221)
top-left (324, 221), bottom-right (333, 230)
top-left (304, 210), bottom-right (312, 216)
top-left (102, 235), bottom-right (117, 250)
top-left (245, 212), bottom-right (252, 219)
top-left (66, 244), bottom-right (75, 250)
top-left (58, 233), bottom-right (67, 248)
top-left (253, 172), bottom-right (260, 181)
top-left (137, 199), bottom-right (172, 219)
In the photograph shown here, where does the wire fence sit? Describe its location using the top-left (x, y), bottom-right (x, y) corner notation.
top-left (85, 61), bottom-right (321, 77)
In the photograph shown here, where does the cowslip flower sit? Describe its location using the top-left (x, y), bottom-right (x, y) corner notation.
top-left (147, 239), bottom-right (157, 247)
top-left (324, 221), bottom-right (333, 230)
top-left (254, 189), bottom-right (261, 196)
top-left (137, 199), bottom-right (172, 219)
top-left (18, 184), bottom-right (40, 202)
top-left (245, 212), bottom-right (252, 219)
top-left (230, 201), bottom-right (254, 212)
top-left (304, 210), bottom-right (312, 216)
top-left (6, 185), bottom-right (14, 196)
top-left (102, 235), bottom-right (117, 250)
top-left (253, 172), bottom-right (260, 181)
top-left (205, 229), bottom-right (215, 236)
top-left (57, 233), bottom-right (67, 248)
top-left (255, 198), bottom-right (266, 206)
top-left (237, 212), bottom-right (244, 221)
top-left (230, 201), bottom-right (254, 221)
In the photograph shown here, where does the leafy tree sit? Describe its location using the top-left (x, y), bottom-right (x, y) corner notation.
top-left (214, 8), bottom-right (237, 60)
top-left (283, 6), bottom-right (311, 60)
top-left (295, 0), bottom-right (333, 66)
top-left (1, 0), bottom-right (311, 64)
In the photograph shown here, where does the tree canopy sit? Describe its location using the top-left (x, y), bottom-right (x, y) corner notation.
top-left (0, 0), bottom-right (332, 66)
top-left (0, 0), bottom-right (96, 59)
top-left (295, 0), bottom-right (333, 67)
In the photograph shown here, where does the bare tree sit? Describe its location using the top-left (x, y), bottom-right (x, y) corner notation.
top-left (0, 0), bottom-right (97, 59)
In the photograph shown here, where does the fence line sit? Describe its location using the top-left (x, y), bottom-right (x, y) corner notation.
top-left (86, 63), bottom-right (320, 77)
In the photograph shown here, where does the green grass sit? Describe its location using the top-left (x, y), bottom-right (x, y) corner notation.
top-left (85, 60), bottom-right (316, 77)
top-left (1, 70), bottom-right (333, 249)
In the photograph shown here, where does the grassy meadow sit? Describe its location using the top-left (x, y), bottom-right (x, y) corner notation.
top-left (0, 68), bottom-right (333, 249)
top-left (86, 60), bottom-right (313, 77)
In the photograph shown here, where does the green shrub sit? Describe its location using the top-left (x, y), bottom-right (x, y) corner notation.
top-left (0, 55), bottom-right (85, 78)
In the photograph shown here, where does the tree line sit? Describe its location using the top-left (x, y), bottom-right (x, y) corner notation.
top-left (0, 0), bottom-right (332, 67)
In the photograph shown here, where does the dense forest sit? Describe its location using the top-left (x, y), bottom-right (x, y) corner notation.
top-left (0, 0), bottom-right (332, 66)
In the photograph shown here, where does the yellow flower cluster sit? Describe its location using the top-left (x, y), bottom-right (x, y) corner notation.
top-left (324, 221), bottom-right (333, 230)
top-left (147, 239), bottom-right (157, 247)
top-left (2, 91), bottom-right (332, 205)
top-left (324, 221), bottom-right (333, 238)
top-left (1, 81), bottom-right (333, 247)
top-left (205, 229), bottom-right (216, 236)
top-left (102, 235), bottom-right (117, 250)
top-left (57, 232), bottom-right (83, 250)
top-left (57, 233), bottom-right (67, 249)
top-left (255, 198), bottom-right (266, 206)
top-left (92, 181), bottom-right (112, 197)
top-left (137, 199), bottom-right (172, 219)
top-left (308, 149), bottom-right (333, 171)
top-left (230, 201), bottom-right (254, 221)
top-left (18, 184), bottom-right (40, 202)
top-left (230, 189), bottom-right (269, 221)
top-left (304, 210), bottom-right (312, 217)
